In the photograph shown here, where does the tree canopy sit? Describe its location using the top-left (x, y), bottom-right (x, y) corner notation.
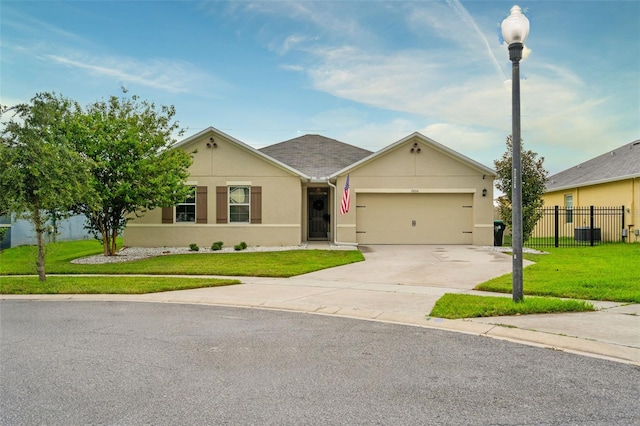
top-left (68, 94), bottom-right (193, 255)
top-left (494, 135), bottom-right (548, 243)
top-left (0, 93), bottom-right (92, 280)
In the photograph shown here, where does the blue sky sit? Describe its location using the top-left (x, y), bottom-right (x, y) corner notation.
top-left (1, 0), bottom-right (638, 175)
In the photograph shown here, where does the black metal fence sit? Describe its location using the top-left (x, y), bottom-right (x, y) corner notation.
top-left (526, 206), bottom-right (625, 248)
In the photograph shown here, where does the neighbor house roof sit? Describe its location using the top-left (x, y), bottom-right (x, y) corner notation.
top-left (259, 134), bottom-right (372, 179)
top-left (546, 140), bottom-right (640, 192)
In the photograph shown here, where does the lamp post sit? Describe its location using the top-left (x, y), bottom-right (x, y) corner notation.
top-left (501, 5), bottom-right (529, 302)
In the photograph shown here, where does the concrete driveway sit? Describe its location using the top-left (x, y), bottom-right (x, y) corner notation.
top-left (290, 245), bottom-right (517, 289)
top-left (162, 244), bottom-right (520, 319)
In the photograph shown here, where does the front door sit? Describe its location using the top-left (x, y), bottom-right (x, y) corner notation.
top-left (308, 190), bottom-right (329, 239)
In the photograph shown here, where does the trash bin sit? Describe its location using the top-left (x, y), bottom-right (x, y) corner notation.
top-left (494, 220), bottom-right (506, 246)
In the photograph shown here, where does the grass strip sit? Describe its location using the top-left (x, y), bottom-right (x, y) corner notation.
top-left (476, 244), bottom-right (640, 303)
top-left (0, 276), bottom-right (239, 295)
top-left (429, 293), bottom-right (595, 319)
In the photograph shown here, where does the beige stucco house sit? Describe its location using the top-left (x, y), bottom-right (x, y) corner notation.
top-left (543, 140), bottom-right (640, 242)
top-left (124, 127), bottom-right (496, 248)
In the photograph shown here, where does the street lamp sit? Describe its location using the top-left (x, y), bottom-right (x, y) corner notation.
top-left (502, 5), bottom-right (529, 302)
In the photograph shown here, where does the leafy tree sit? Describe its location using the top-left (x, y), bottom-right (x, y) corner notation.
top-left (69, 94), bottom-right (193, 256)
top-left (0, 94), bottom-right (92, 281)
top-left (494, 135), bottom-right (548, 243)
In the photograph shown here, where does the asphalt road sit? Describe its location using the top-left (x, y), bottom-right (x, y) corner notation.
top-left (1, 301), bottom-right (638, 425)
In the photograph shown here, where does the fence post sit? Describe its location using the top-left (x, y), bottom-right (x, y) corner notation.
top-left (622, 205), bottom-right (625, 242)
top-left (554, 205), bottom-right (559, 247)
top-left (590, 205), bottom-right (595, 246)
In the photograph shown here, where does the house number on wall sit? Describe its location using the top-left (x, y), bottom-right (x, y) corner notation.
top-left (411, 189), bottom-right (419, 193)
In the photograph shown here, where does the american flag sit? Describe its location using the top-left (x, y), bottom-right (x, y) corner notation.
top-left (339, 174), bottom-right (350, 216)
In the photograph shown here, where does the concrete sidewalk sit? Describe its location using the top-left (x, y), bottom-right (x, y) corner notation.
top-left (2, 245), bottom-right (638, 365)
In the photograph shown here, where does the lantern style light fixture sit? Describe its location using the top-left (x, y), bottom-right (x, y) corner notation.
top-left (501, 5), bottom-right (529, 302)
top-left (501, 5), bottom-right (530, 46)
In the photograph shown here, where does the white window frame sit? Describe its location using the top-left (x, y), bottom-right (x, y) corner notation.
top-left (176, 186), bottom-right (196, 223)
top-left (565, 194), bottom-right (573, 224)
top-left (229, 186), bottom-right (250, 223)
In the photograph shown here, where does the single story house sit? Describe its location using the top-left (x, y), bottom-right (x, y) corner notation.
top-left (543, 140), bottom-right (640, 241)
top-left (124, 127), bottom-right (496, 247)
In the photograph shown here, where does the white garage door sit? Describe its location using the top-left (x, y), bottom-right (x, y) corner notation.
top-left (355, 193), bottom-right (473, 244)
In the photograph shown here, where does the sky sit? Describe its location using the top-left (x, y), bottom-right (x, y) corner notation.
top-left (1, 0), bottom-right (639, 175)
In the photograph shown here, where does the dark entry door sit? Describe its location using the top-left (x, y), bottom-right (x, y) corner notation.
top-left (308, 191), bottom-right (329, 239)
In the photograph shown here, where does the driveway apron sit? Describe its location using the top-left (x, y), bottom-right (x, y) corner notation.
top-left (289, 245), bottom-right (518, 288)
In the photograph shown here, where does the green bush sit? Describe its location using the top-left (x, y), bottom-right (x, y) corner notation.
top-left (211, 241), bottom-right (224, 251)
top-left (234, 241), bottom-right (248, 251)
top-left (189, 243), bottom-right (199, 251)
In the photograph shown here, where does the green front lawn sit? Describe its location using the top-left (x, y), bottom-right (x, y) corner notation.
top-left (0, 239), bottom-right (365, 294)
top-left (0, 241), bottom-right (364, 277)
top-left (475, 244), bottom-right (640, 303)
top-left (429, 243), bottom-right (639, 319)
top-left (0, 239), bottom-right (108, 275)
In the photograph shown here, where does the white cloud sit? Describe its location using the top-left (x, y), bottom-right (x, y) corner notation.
top-left (44, 52), bottom-right (227, 95)
top-left (252, 2), bottom-right (634, 171)
top-left (339, 119), bottom-right (418, 153)
top-left (279, 35), bottom-right (313, 55)
top-left (287, 39), bottom-right (629, 175)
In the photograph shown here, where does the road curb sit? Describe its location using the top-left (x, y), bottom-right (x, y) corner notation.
top-left (2, 293), bottom-right (638, 366)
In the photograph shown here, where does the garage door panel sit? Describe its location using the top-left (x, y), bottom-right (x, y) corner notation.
top-left (356, 193), bottom-right (473, 244)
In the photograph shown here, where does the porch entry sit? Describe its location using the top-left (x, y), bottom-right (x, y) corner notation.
top-left (308, 189), bottom-right (329, 240)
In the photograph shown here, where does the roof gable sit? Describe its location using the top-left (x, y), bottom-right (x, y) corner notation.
top-left (259, 134), bottom-right (372, 179)
top-left (173, 127), bottom-right (310, 179)
top-left (546, 140), bottom-right (640, 191)
top-left (330, 132), bottom-right (495, 178)
top-left (174, 128), bottom-right (495, 182)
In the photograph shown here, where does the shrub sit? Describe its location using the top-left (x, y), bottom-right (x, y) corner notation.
top-left (189, 243), bottom-right (199, 251)
top-left (211, 241), bottom-right (224, 251)
top-left (234, 241), bottom-right (248, 251)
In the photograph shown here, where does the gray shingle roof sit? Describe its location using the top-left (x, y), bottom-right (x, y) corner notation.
top-left (259, 134), bottom-right (372, 179)
top-left (546, 140), bottom-right (640, 191)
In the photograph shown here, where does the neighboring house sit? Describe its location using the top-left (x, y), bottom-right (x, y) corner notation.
top-left (0, 214), bottom-right (91, 249)
top-left (543, 140), bottom-right (640, 241)
top-left (124, 127), bottom-right (496, 247)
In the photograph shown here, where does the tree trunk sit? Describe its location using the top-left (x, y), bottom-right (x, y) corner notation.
top-left (110, 227), bottom-right (118, 255)
top-left (102, 228), bottom-right (110, 256)
top-left (33, 209), bottom-right (46, 282)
